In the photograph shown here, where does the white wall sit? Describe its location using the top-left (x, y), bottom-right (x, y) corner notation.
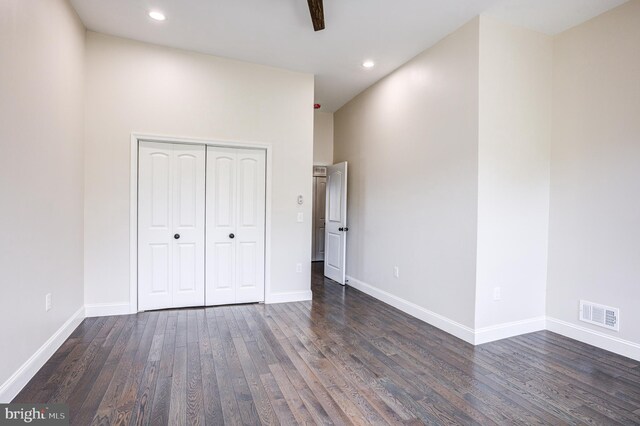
top-left (334, 19), bottom-right (480, 330)
top-left (547, 0), bottom-right (640, 345)
top-left (475, 17), bottom-right (552, 329)
top-left (84, 33), bottom-right (315, 310)
top-left (313, 111), bottom-right (334, 165)
top-left (0, 0), bottom-right (85, 396)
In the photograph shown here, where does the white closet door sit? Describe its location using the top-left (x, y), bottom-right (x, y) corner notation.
top-left (235, 149), bottom-right (266, 303)
top-left (138, 142), bottom-right (172, 310)
top-left (206, 147), bottom-right (237, 305)
top-left (138, 142), bottom-right (205, 311)
top-left (171, 145), bottom-right (206, 307)
top-left (206, 147), bottom-right (266, 306)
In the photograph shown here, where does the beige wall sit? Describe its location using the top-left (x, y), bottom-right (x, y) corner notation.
top-left (547, 0), bottom-right (640, 344)
top-left (84, 33), bottom-right (315, 308)
top-left (334, 19), bottom-right (480, 329)
top-left (475, 17), bottom-right (552, 329)
top-left (0, 0), bottom-right (85, 393)
top-left (335, 3), bottom-right (639, 352)
top-left (313, 111), bottom-right (334, 165)
top-left (333, 16), bottom-right (554, 337)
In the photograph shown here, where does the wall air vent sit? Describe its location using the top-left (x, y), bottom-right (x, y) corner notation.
top-left (579, 300), bottom-right (619, 331)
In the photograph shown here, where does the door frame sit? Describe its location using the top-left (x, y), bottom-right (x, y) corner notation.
top-left (129, 133), bottom-right (273, 313)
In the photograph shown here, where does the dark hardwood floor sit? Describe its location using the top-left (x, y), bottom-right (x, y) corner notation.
top-left (14, 263), bottom-right (640, 425)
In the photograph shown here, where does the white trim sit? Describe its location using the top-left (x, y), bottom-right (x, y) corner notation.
top-left (266, 290), bottom-right (313, 304)
top-left (346, 275), bottom-right (640, 356)
top-left (474, 316), bottom-right (546, 345)
top-left (346, 275), bottom-right (476, 344)
top-left (0, 306), bottom-right (85, 403)
top-left (85, 303), bottom-right (131, 318)
top-left (129, 133), bottom-right (274, 313)
top-left (547, 316), bottom-right (640, 362)
top-left (347, 275), bottom-right (545, 345)
top-left (129, 137), bottom-right (138, 314)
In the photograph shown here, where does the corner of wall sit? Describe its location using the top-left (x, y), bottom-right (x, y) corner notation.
top-left (0, 307), bottom-right (85, 403)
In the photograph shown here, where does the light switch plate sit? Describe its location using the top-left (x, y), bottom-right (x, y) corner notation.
top-left (297, 212), bottom-right (304, 222)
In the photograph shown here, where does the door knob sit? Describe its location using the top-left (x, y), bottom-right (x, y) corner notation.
top-left (229, 233), bottom-right (235, 239)
top-left (174, 234), bottom-right (180, 239)
top-left (339, 227), bottom-right (343, 231)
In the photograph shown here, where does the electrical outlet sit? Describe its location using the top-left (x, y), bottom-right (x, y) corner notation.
top-left (297, 212), bottom-right (304, 223)
top-left (393, 266), bottom-right (400, 278)
top-left (493, 287), bottom-right (501, 301)
top-left (46, 293), bottom-right (52, 311)
top-left (296, 263), bottom-right (302, 273)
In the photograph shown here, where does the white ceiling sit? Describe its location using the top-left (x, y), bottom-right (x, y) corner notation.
top-left (70, 0), bottom-right (627, 112)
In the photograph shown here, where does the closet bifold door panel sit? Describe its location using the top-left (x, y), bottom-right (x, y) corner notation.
top-left (206, 147), bottom-right (266, 306)
top-left (138, 142), bottom-right (206, 311)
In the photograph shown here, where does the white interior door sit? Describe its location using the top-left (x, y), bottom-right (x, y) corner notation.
top-left (138, 142), bottom-right (205, 310)
top-left (206, 147), bottom-right (266, 306)
top-left (312, 176), bottom-right (327, 261)
top-left (324, 162), bottom-right (348, 284)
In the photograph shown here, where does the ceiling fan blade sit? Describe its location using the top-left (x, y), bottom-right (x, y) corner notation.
top-left (307, 0), bottom-right (325, 31)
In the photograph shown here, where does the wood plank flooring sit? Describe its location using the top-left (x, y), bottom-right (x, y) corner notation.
top-left (14, 263), bottom-right (640, 424)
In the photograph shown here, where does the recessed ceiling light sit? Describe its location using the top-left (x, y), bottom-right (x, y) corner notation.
top-left (148, 11), bottom-right (166, 21)
top-left (362, 60), bottom-right (375, 69)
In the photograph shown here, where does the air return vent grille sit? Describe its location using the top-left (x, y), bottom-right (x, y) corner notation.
top-left (580, 300), bottom-right (619, 331)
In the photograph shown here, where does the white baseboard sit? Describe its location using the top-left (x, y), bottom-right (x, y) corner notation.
top-left (85, 302), bottom-right (131, 317)
top-left (346, 275), bottom-right (640, 358)
top-left (266, 290), bottom-right (313, 304)
top-left (348, 275), bottom-right (547, 346)
top-left (547, 316), bottom-right (640, 362)
top-left (474, 316), bottom-right (546, 345)
top-left (346, 275), bottom-right (476, 344)
top-left (0, 306), bottom-right (85, 403)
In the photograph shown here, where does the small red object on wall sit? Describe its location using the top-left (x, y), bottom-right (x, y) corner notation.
top-left (314, 104), bottom-right (321, 109)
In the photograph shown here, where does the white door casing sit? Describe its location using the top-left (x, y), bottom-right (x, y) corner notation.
top-left (206, 147), bottom-right (266, 305)
top-left (138, 142), bottom-right (206, 310)
top-left (324, 162), bottom-right (348, 284)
